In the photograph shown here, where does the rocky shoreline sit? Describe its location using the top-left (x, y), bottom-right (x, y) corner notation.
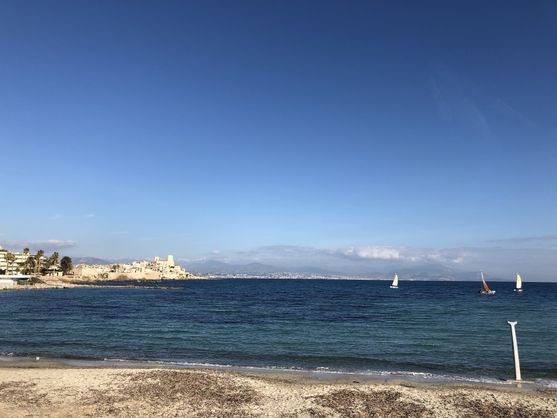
top-left (0, 276), bottom-right (188, 291)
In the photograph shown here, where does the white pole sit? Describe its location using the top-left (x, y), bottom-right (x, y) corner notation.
top-left (507, 321), bottom-right (522, 381)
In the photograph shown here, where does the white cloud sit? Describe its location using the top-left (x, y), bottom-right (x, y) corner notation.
top-left (188, 244), bottom-right (466, 277)
top-left (228, 245), bottom-right (462, 264)
top-left (50, 213), bottom-right (63, 220)
top-left (337, 246), bottom-right (401, 260)
top-left (84, 213), bottom-right (96, 219)
top-left (175, 244), bottom-right (557, 280)
top-left (430, 63), bottom-right (495, 142)
top-left (0, 239), bottom-right (78, 252)
top-left (492, 99), bottom-right (537, 129)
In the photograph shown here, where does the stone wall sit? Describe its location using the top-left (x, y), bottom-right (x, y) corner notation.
top-left (106, 271), bottom-right (164, 281)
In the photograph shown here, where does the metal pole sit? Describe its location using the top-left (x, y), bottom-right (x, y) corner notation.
top-left (507, 321), bottom-right (522, 381)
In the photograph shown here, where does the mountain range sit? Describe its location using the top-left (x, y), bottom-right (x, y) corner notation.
top-left (70, 256), bottom-right (481, 280)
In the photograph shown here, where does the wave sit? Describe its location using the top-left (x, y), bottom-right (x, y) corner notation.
top-left (2, 352), bottom-right (554, 388)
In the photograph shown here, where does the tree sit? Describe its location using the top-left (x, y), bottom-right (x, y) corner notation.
top-left (48, 251), bottom-right (59, 268)
top-left (34, 250), bottom-right (44, 274)
top-left (60, 256), bottom-right (73, 275)
top-left (23, 248), bottom-right (30, 256)
top-left (22, 256), bottom-right (36, 275)
top-left (4, 252), bottom-right (16, 274)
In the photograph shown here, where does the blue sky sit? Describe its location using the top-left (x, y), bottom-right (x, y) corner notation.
top-left (1, 1), bottom-right (556, 278)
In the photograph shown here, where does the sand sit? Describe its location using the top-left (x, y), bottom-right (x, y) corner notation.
top-left (0, 365), bottom-right (555, 417)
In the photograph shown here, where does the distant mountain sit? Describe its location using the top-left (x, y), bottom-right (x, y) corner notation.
top-left (181, 258), bottom-right (475, 279)
top-left (184, 260), bottom-right (278, 274)
top-left (72, 256), bottom-right (479, 280)
top-left (72, 257), bottom-right (135, 265)
top-left (384, 263), bottom-right (461, 280)
top-left (72, 257), bottom-right (111, 265)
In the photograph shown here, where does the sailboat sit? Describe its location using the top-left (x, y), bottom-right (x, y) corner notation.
top-left (514, 274), bottom-right (523, 292)
top-left (479, 272), bottom-right (496, 295)
top-left (390, 274), bottom-right (399, 289)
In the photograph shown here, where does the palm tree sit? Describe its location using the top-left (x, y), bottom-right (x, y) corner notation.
top-left (22, 256), bottom-right (35, 275)
top-left (48, 251), bottom-right (59, 268)
top-left (34, 250), bottom-right (44, 274)
top-left (4, 252), bottom-right (16, 275)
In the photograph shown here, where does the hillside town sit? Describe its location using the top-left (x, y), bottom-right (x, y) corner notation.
top-left (73, 255), bottom-right (194, 281)
top-left (1, 246), bottom-right (196, 289)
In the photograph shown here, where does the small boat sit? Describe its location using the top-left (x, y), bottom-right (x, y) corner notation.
top-left (479, 272), bottom-right (496, 295)
top-left (514, 273), bottom-right (523, 292)
top-left (390, 273), bottom-right (399, 289)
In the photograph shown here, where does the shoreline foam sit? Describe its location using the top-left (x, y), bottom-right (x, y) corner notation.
top-left (1, 354), bottom-right (553, 390)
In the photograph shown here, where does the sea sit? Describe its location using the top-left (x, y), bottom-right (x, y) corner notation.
top-left (1, 279), bottom-right (556, 386)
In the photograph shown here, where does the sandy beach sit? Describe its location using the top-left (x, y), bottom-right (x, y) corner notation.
top-left (0, 363), bottom-right (555, 417)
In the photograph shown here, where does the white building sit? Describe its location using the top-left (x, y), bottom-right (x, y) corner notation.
top-left (0, 274), bottom-right (31, 287)
top-left (0, 246), bottom-right (47, 275)
top-left (0, 277), bottom-right (19, 287)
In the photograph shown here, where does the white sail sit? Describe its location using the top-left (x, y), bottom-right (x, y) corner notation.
top-left (391, 274), bottom-right (399, 287)
top-left (516, 274), bottom-right (522, 290)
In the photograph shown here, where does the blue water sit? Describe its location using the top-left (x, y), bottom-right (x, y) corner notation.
top-left (1, 279), bottom-right (556, 383)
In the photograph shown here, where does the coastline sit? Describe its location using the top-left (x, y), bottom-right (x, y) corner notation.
top-left (0, 361), bottom-right (555, 417)
top-left (0, 276), bottom-right (204, 291)
top-left (1, 355), bottom-right (554, 389)
top-left (2, 280), bottom-right (556, 416)
top-left (0, 282), bottom-right (176, 291)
